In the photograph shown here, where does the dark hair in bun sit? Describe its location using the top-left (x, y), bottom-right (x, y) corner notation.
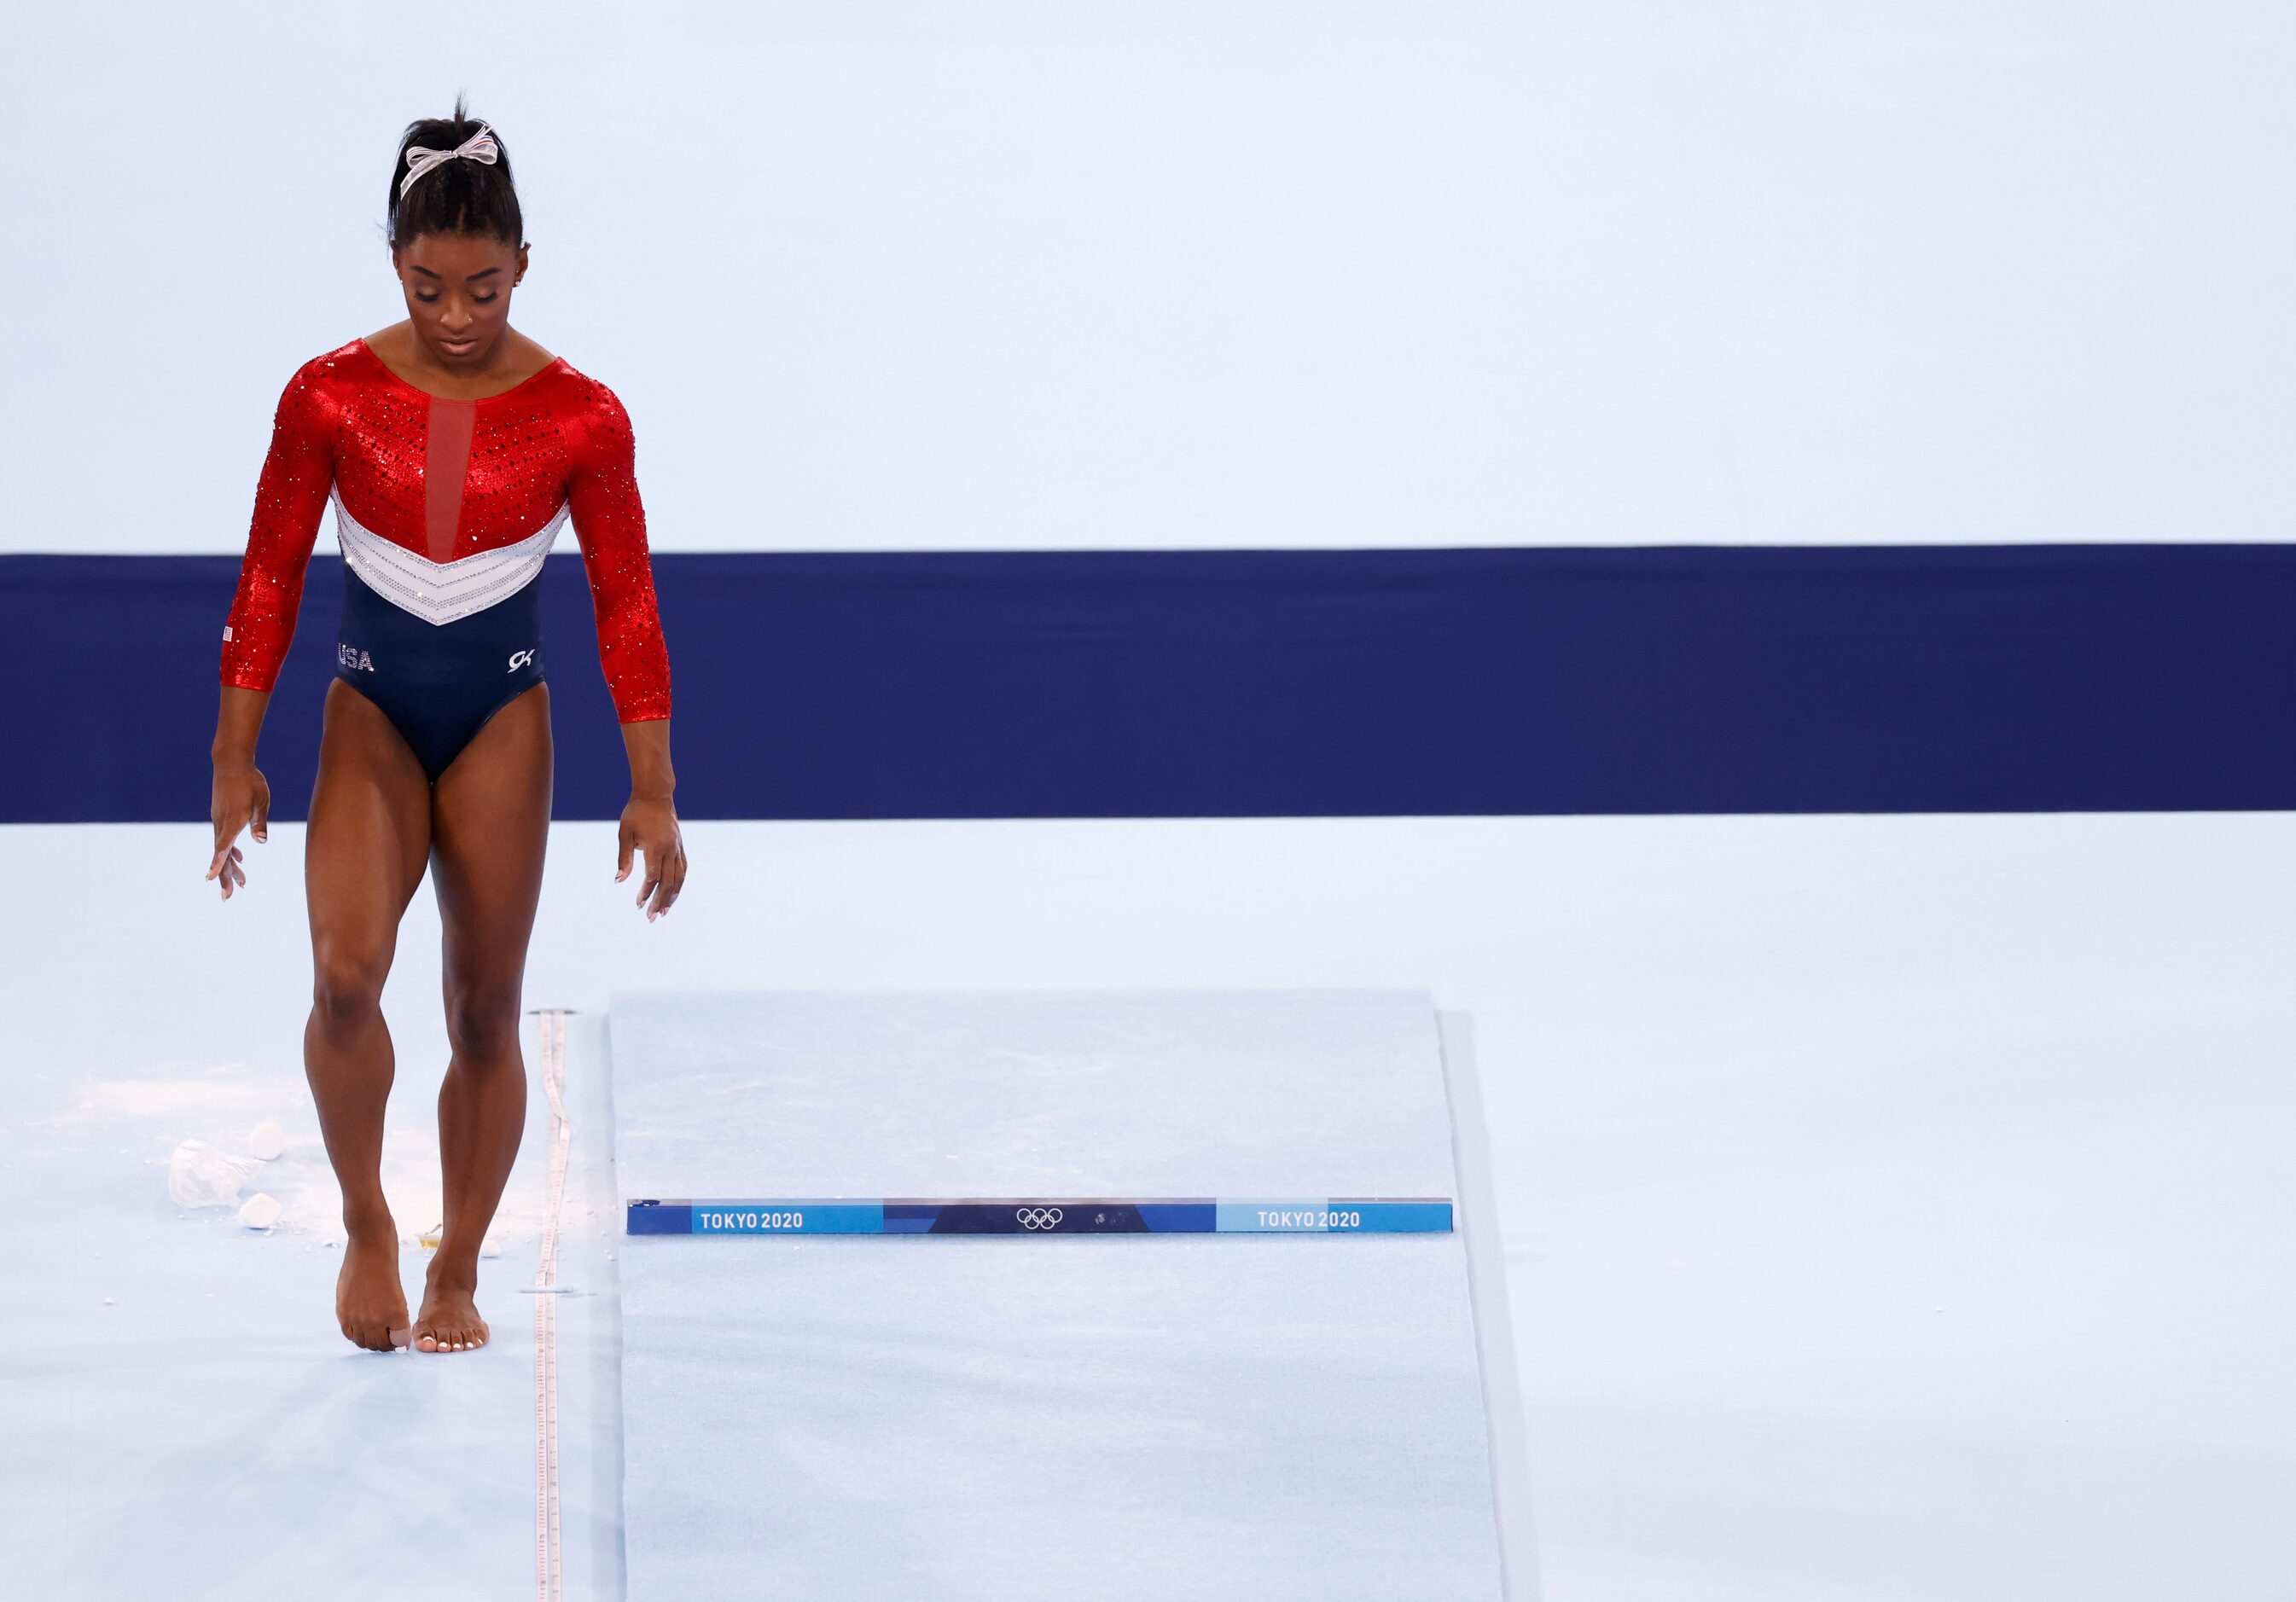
top-left (387, 96), bottom-right (522, 247)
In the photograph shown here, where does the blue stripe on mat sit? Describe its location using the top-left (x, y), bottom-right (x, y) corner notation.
top-left (628, 1199), bottom-right (1456, 1234)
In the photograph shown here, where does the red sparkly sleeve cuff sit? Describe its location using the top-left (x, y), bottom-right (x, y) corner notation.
top-left (219, 664), bottom-right (280, 694)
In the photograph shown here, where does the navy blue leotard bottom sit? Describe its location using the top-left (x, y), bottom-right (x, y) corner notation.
top-left (334, 567), bottom-right (546, 781)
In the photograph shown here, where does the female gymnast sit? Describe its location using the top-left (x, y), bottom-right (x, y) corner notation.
top-left (206, 106), bottom-right (684, 1354)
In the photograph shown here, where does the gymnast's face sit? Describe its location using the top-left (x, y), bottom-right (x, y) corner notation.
top-left (390, 232), bottom-right (530, 369)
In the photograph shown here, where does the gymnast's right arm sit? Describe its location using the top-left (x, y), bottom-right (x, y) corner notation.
top-left (208, 365), bottom-right (336, 900)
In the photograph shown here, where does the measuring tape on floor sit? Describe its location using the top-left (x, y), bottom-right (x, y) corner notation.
top-left (532, 1009), bottom-right (573, 1602)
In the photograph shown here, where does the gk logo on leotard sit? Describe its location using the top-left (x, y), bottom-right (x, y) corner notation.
top-left (508, 648), bottom-right (536, 672)
top-left (336, 644), bottom-right (374, 672)
top-left (1015, 1207), bottom-right (1063, 1230)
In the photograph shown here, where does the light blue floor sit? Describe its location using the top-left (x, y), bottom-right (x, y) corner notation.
top-left (6, 816), bottom-right (2293, 1599)
top-left (0, 1018), bottom-right (619, 1601)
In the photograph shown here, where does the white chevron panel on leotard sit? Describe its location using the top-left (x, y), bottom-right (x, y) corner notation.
top-left (334, 493), bottom-right (568, 626)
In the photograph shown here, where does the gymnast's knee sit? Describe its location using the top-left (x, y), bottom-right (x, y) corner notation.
top-left (444, 985), bottom-right (524, 1066)
top-left (311, 946), bottom-right (389, 1034)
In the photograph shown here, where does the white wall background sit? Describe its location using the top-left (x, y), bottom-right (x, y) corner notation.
top-left (3, 2), bottom-right (2290, 554)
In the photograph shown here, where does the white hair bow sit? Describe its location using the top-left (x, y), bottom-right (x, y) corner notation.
top-left (399, 124), bottom-right (499, 198)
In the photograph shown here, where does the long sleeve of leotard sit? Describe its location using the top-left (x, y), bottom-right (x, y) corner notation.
top-left (221, 362), bottom-right (338, 693)
top-left (564, 380), bottom-right (672, 723)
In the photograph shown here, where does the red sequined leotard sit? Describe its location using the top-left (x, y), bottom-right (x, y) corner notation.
top-left (221, 338), bottom-right (671, 743)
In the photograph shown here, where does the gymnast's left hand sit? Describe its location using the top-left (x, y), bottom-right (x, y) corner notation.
top-left (616, 795), bottom-right (686, 921)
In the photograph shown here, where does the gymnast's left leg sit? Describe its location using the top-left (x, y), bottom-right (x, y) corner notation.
top-left (413, 682), bottom-right (554, 1353)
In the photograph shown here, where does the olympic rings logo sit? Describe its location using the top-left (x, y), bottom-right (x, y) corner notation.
top-left (1015, 1207), bottom-right (1064, 1230)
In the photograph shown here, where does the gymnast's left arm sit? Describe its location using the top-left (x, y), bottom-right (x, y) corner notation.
top-left (567, 382), bottom-right (686, 921)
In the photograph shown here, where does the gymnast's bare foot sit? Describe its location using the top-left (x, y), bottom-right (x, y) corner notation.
top-left (337, 1226), bottom-right (410, 1352)
top-left (413, 1259), bottom-right (491, 1353)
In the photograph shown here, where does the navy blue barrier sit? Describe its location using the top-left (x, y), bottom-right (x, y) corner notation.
top-left (4, 546), bottom-right (2293, 822)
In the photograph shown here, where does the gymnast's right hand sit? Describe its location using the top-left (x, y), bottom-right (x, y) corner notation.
top-left (207, 761), bottom-right (270, 901)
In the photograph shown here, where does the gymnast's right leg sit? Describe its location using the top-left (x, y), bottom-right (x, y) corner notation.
top-left (305, 679), bottom-right (432, 1351)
